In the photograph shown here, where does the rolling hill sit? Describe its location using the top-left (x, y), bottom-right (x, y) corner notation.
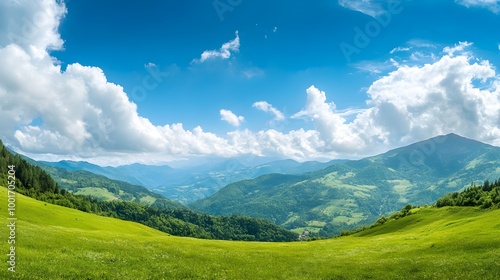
top-left (191, 134), bottom-right (500, 236)
top-left (1, 186), bottom-right (499, 279)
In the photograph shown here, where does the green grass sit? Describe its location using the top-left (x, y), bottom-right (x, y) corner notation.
top-left (1, 186), bottom-right (500, 279)
top-left (138, 195), bottom-right (156, 205)
top-left (73, 187), bottom-right (117, 201)
top-left (291, 227), bottom-right (321, 234)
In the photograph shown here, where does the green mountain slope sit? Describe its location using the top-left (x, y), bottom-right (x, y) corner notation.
top-left (33, 161), bottom-right (184, 210)
top-left (1, 186), bottom-right (499, 279)
top-left (192, 134), bottom-right (500, 235)
top-left (41, 158), bottom-right (344, 204)
top-left (0, 141), bottom-right (298, 242)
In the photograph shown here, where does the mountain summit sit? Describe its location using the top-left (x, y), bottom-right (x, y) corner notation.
top-left (368, 133), bottom-right (498, 177)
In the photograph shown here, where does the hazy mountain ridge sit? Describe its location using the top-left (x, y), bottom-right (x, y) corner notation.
top-left (192, 134), bottom-right (500, 236)
top-left (21, 156), bottom-right (184, 210)
top-left (42, 158), bottom-right (345, 203)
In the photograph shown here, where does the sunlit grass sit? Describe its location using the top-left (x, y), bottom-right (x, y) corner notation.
top-left (73, 187), bottom-right (116, 201)
top-left (1, 186), bottom-right (499, 279)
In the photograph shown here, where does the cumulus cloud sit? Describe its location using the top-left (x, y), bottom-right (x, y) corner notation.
top-left (364, 46), bottom-right (500, 146)
top-left (443, 41), bottom-right (473, 56)
top-left (220, 109), bottom-right (244, 127)
top-left (0, 0), bottom-right (66, 59)
top-left (455, 0), bottom-right (500, 13)
top-left (253, 101), bottom-right (285, 122)
top-left (192, 31), bottom-right (240, 63)
top-left (1, 0), bottom-right (500, 165)
top-left (289, 45), bottom-right (500, 154)
top-left (292, 86), bottom-right (366, 153)
top-left (0, 0), bottom-right (240, 160)
top-left (0, 45), bottom-right (237, 157)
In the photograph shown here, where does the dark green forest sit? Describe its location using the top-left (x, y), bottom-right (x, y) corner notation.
top-left (0, 141), bottom-right (297, 242)
top-left (436, 179), bottom-right (500, 209)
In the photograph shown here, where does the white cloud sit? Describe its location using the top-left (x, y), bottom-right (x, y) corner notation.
top-left (363, 47), bottom-right (500, 147)
top-left (1, 0), bottom-right (500, 165)
top-left (390, 39), bottom-right (438, 55)
top-left (0, 0), bottom-right (239, 160)
top-left (220, 109), bottom-right (244, 127)
top-left (0, 47), bottom-right (238, 157)
top-left (292, 86), bottom-right (366, 153)
top-left (353, 60), bottom-right (398, 74)
top-left (443, 41), bottom-right (473, 56)
top-left (456, 0), bottom-right (500, 13)
top-left (291, 40), bottom-right (500, 154)
top-left (407, 39), bottom-right (437, 49)
top-left (338, 0), bottom-right (385, 17)
top-left (289, 46), bottom-right (500, 154)
top-left (0, 0), bottom-right (66, 59)
top-left (336, 108), bottom-right (367, 118)
top-left (242, 68), bottom-right (264, 79)
top-left (390, 46), bottom-right (410, 54)
top-left (253, 101), bottom-right (285, 122)
top-left (192, 31), bottom-right (240, 63)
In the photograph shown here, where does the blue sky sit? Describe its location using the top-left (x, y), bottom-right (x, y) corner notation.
top-left (1, 0), bottom-right (500, 165)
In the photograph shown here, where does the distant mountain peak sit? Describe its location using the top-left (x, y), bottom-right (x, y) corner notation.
top-left (430, 133), bottom-right (489, 145)
top-left (444, 132), bottom-right (460, 137)
top-left (386, 133), bottom-right (494, 156)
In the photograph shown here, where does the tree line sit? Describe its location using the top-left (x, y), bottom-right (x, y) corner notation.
top-left (436, 179), bottom-right (500, 209)
top-left (337, 178), bottom-right (500, 237)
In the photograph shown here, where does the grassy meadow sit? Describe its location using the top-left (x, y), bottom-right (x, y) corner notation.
top-left (1, 186), bottom-right (499, 279)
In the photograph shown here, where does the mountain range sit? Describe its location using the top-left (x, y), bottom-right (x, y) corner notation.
top-left (15, 133), bottom-right (500, 237)
top-left (1, 140), bottom-right (298, 242)
top-left (191, 133), bottom-right (500, 236)
top-left (41, 157), bottom-right (344, 203)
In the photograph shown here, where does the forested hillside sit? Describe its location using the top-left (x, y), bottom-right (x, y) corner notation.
top-left (192, 134), bottom-right (500, 237)
top-left (437, 179), bottom-right (500, 208)
top-left (0, 141), bottom-right (297, 241)
top-left (41, 158), bottom-right (345, 204)
top-left (25, 157), bottom-right (184, 210)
